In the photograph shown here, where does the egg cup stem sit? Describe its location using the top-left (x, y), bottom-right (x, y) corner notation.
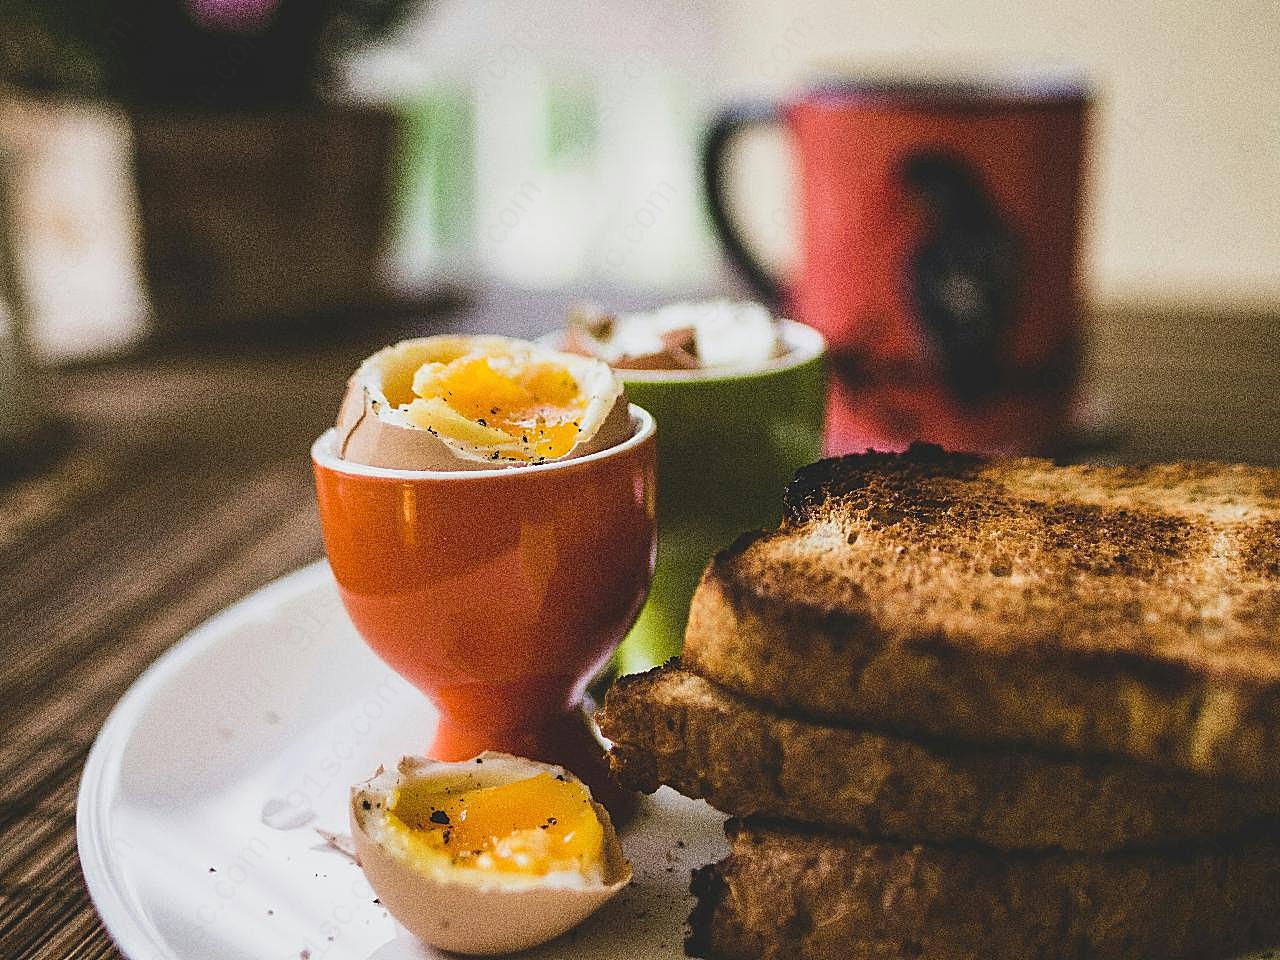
top-left (428, 704), bottom-right (636, 824)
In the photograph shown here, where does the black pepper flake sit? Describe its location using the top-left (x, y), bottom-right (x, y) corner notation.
top-left (475, 757), bottom-right (484, 764)
top-left (490, 407), bottom-right (499, 415)
top-left (208, 867), bottom-right (216, 873)
top-left (555, 774), bottom-right (566, 781)
top-left (490, 452), bottom-right (500, 460)
top-left (676, 840), bottom-right (686, 848)
top-left (442, 829), bottom-right (452, 844)
top-left (546, 817), bottom-right (558, 825)
top-left (429, 809), bottom-right (451, 825)
top-left (361, 800), bottom-right (371, 811)
top-left (477, 418), bottom-right (487, 426)
top-left (539, 823), bottom-right (549, 830)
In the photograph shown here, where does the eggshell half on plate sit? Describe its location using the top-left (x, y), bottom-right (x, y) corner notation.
top-left (350, 753), bottom-right (632, 956)
top-left (336, 336), bottom-right (632, 471)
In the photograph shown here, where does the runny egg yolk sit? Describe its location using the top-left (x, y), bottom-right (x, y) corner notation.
top-left (387, 772), bottom-right (606, 878)
top-left (402, 353), bottom-right (587, 462)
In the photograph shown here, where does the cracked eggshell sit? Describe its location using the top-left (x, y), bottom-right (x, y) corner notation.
top-left (350, 753), bottom-right (631, 956)
top-left (335, 335), bottom-right (632, 471)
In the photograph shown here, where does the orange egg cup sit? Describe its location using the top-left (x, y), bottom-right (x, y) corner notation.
top-left (312, 407), bottom-right (656, 819)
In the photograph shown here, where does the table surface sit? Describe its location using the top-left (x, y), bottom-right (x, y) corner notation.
top-left (1, 292), bottom-right (1277, 959)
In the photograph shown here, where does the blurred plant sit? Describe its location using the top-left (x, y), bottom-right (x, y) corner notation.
top-left (0, 0), bottom-right (423, 107)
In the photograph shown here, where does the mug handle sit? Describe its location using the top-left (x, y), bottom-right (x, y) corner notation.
top-left (701, 101), bottom-right (784, 306)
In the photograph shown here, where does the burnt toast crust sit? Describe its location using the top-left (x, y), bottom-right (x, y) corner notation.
top-left (683, 446), bottom-right (1280, 783)
top-left (599, 665), bottom-right (1280, 853)
top-left (688, 819), bottom-right (1280, 960)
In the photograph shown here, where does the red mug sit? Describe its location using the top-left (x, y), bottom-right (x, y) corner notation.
top-left (703, 75), bottom-right (1090, 455)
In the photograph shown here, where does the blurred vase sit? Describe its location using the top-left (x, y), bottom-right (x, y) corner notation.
top-left (131, 105), bottom-right (400, 333)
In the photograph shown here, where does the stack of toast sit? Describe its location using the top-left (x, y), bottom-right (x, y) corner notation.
top-left (599, 444), bottom-right (1280, 960)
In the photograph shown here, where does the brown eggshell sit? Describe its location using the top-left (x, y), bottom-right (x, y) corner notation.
top-left (335, 335), bottom-right (632, 471)
top-left (350, 753), bottom-right (631, 956)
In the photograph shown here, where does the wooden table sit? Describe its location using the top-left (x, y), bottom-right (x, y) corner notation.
top-left (1, 293), bottom-right (1277, 959)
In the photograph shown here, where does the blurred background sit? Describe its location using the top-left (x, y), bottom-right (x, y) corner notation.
top-left (0, 0), bottom-right (1277, 457)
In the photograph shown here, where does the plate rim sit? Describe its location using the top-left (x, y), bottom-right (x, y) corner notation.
top-left (75, 561), bottom-right (334, 960)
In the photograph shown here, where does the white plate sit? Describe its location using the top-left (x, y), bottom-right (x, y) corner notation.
top-left (77, 563), bottom-right (1280, 960)
top-left (77, 562), bottom-right (727, 960)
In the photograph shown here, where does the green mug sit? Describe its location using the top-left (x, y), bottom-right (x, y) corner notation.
top-left (606, 319), bottom-right (826, 677)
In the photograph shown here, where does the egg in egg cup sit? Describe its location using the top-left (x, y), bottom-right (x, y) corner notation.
top-left (312, 392), bottom-right (655, 819)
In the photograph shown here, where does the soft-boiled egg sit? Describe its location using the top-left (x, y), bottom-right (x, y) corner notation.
top-left (351, 753), bottom-right (631, 955)
top-left (336, 335), bottom-right (632, 470)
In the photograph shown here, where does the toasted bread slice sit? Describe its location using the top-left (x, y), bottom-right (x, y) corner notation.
top-left (683, 444), bottom-right (1280, 784)
top-left (599, 665), bottom-right (1280, 853)
top-left (688, 819), bottom-right (1280, 960)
